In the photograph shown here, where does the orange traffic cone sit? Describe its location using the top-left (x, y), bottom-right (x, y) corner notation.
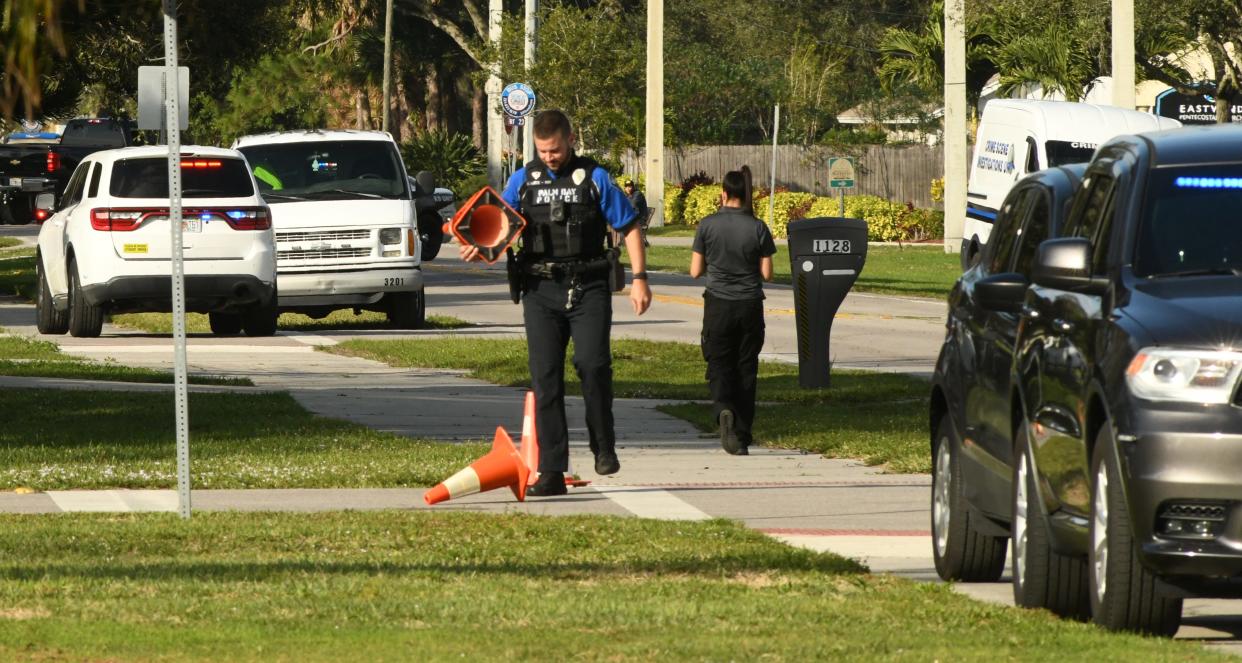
top-left (519, 391), bottom-right (540, 487)
top-left (516, 390), bottom-right (591, 488)
top-left (424, 426), bottom-right (531, 504)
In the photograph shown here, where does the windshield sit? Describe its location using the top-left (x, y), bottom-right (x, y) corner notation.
top-left (110, 157), bottom-right (255, 198)
top-left (1044, 140), bottom-right (1098, 167)
top-left (1134, 165), bottom-right (1242, 277)
top-left (237, 140), bottom-right (408, 200)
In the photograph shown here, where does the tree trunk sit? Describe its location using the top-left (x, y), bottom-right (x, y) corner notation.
top-left (472, 83), bottom-right (486, 149)
top-left (425, 66), bottom-right (443, 133)
top-left (357, 89), bottom-right (372, 130)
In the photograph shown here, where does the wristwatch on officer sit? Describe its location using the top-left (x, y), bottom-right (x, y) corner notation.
top-left (631, 271), bottom-right (648, 281)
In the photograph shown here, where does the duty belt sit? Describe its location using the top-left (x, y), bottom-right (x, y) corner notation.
top-left (523, 255), bottom-right (611, 280)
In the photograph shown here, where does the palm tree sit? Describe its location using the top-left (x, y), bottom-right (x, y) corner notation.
top-left (877, 0), bottom-right (997, 112)
top-left (993, 20), bottom-right (1095, 102)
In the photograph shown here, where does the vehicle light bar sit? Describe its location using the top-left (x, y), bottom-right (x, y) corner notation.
top-left (1174, 177), bottom-right (1242, 189)
top-left (180, 159), bottom-right (223, 169)
top-left (46, 150), bottom-right (59, 173)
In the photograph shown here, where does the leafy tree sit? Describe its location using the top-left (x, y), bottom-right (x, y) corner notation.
top-left (1, 0), bottom-right (82, 121)
top-left (1138, 0), bottom-right (1242, 123)
top-left (878, 0), bottom-right (997, 111)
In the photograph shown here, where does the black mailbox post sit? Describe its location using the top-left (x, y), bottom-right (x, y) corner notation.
top-left (786, 217), bottom-right (868, 388)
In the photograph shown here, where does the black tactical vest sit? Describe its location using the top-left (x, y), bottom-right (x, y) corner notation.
top-left (519, 155), bottom-right (607, 261)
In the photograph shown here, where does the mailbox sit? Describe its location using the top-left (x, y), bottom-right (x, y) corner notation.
top-left (786, 217), bottom-right (868, 388)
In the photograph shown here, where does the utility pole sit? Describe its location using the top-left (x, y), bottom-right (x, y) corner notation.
top-left (1111, 0), bottom-right (1136, 109)
top-left (943, 0), bottom-right (966, 255)
top-left (487, 0), bottom-right (504, 188)
top-left (382, 0), bottom-right (394, 132)
top-left (644, 0), bottom-right (664, 227)
top-left (523, 0), bottom-right (537, 162)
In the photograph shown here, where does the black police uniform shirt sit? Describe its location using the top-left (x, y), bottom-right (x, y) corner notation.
top-left (501, 157), bottom-right (637, 257)
top-left (693, 207), bottom-right (777, 300)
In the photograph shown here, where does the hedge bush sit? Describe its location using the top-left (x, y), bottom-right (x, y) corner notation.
top-left (752, 192), bottom-right (817, 239)
top-left (683, 184), bottom-right (723, 225)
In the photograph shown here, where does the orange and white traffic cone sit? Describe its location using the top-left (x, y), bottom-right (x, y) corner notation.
top-left (424, 426), bottom-right (531, 504)
top-left (519, 391), bottom-right (540, 487)
top-left (517, 390), bottom-right (591, 488)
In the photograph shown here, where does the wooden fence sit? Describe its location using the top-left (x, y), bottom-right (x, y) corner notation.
top-left (620, 144), bottom-right (947, 209)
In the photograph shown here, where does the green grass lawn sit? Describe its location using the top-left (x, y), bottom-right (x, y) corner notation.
top-left (0, 254), bottom-right (34, 298)
top-left (0, 331), bottom-right (250, 385)
top-left (0, 388), bottom-right (486, 490)
top-left (633, 244), bottom-right (959, 300)
top-left (645, 224), bottom-right (697, 237)
top-left (112, 310), bottom-right (470, 334)
top-left (0, 236), bottom-right (22, 249)
top-left (327, 338), bottom-right (931, 472)
top-left (0, 512), bottom-right (1220, 662)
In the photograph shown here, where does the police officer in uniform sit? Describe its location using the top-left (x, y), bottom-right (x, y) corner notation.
top-left (460, 110), bottom-right (652, 496)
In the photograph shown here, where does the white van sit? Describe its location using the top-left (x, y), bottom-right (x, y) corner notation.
top-left (233, 130), bottom-right (443, 328)
top-left (962, 100), bottom-right (1180, 266)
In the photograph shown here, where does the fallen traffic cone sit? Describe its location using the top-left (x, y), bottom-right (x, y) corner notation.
top-left (516, 390), bottom-right (591, 488)
top-left (424, 426), bottom-right (531, 505)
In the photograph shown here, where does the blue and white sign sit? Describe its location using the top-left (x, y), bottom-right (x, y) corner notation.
top-left (501, 83), bottom-right (537, 118)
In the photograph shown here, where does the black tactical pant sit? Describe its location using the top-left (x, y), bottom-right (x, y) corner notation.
top-left (523, 275), bottom-right (614, 473)
top-left (701, 293), bottom-right (765, 443)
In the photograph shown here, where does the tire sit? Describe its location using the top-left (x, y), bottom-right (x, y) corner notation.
top-left (386, 288), bottom-right (426, 330)
top-left (35, 257), bottom-right (69, 335)
top-left (1012, 423), bottom-right (1089, 617)
top-left (931, 416), bottom-right (1008, 581)
top-left (1088, 426), bottom-right (1182, 636)
top-left (420, 228), bottom-right (444, 261)
top-left (67, 260), bottom-right (103, 338)
top-left (208, 312), bottom-right (243, 336)
top-left (241, 301), bottom-right (278, 337)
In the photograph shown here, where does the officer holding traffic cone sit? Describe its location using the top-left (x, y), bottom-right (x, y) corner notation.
top-left (460, 110), bottom-right (651, 496)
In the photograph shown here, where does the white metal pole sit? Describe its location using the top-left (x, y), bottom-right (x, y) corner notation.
top-left (487, 0), bottom-right (504, 188)
top-left (768, 104), bottom-right (779, 224)
top-left (523, 0), bottom-right (537, 163)
top-left (643, 0), bottom-right (664, 227)
top-left (162, 0), bottom-right (191, 519)
top-left (382, 0), bottom-right (394, 132)
top-left (943, 0), bottom-right (966, 254)
top-left (1111, 0), bottom-right (1136, 109)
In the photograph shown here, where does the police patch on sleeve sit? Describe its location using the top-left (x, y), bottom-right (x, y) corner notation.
top-left (572, 168), bottom-right (586, 185)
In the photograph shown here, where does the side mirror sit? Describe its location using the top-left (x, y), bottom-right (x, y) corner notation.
top-left (1032, 238), bottom-right (1109, 294)
top-left (975, 272), bottom-right (1028, 312)
top-left (407, 175), bottom-right (421, 195)
top-left (34, 193), bottom-right (55, 222)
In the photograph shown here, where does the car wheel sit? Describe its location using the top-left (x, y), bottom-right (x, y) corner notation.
top-left (35, 257), bottom-right (69, 335)
top-left (241, 301), bottom-right (278, 337)
top-left (1012, 423), bottom-right (1089, 617)
top-left (420, 229), bottom-right (444, 261)
top-left (931, 416), bottom-right (1007, 581)
top-left (1089, 426), bottom-right (1182, 635)
top-left (67, 259), bottom-right (103, 338)
top-left (208, 312), bottom-right (243, 336)
top-left (386, 288), bottom-right (426, 330)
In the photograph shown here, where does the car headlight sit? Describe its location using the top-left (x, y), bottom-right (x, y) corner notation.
top-left (1126, 348), bottom-right (1242, 403)
top-left (379, 227), bottom-right (403, 245)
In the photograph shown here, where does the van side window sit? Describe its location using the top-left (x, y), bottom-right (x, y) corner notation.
top-left (1025, 137), bottom-right (1040, 173)
top-left (1064, 171), bottom-right (1115, 241)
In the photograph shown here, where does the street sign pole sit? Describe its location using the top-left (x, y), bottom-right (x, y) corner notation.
top-left (163, 0), bottom-right (191, 519)
top-left (827, 157), bottom-right (856, 218)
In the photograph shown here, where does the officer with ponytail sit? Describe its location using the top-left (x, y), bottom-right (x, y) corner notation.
top-left (689, 166), bottom-right (775, 455)
top-left (460, 109), bottom-right (652, 495)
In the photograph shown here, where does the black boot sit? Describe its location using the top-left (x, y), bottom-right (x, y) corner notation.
top-left (527, 471), bottom-right (567, 497)
top-left (719, 409), bottom-right (744, 455)
top-left (594, 448), bottom-right (620, 475)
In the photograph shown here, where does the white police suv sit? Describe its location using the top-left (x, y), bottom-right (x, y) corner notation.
top-left (34, 146), bottom-right (277, 338)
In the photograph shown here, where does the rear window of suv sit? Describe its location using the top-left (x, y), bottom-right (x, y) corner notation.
top-left (109, 157), bottom-right (255, 199)
top-left (1134, 164), bottom-right (1242, 277)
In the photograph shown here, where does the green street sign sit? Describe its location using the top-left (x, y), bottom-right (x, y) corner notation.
top-left (828, 157), bottom-right (856, 188)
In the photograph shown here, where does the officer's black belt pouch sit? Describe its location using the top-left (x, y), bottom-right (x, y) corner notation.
top-left (605, 247), bottom-right (624, 293)
top-left (505, 248), bottom-right (525, 304)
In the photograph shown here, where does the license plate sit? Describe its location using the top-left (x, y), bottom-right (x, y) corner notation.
top-left (8, 177), bottom-right (19, 187)
top-left (182, 218), bottom-right (201, 233)
top-left (813, 239), bottom-right (851, 254)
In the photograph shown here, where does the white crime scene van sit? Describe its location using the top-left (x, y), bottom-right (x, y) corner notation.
top-left (233, 130), bottom-right (429, 328)
top-left (962, 99), bottom-right (1180, 267)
